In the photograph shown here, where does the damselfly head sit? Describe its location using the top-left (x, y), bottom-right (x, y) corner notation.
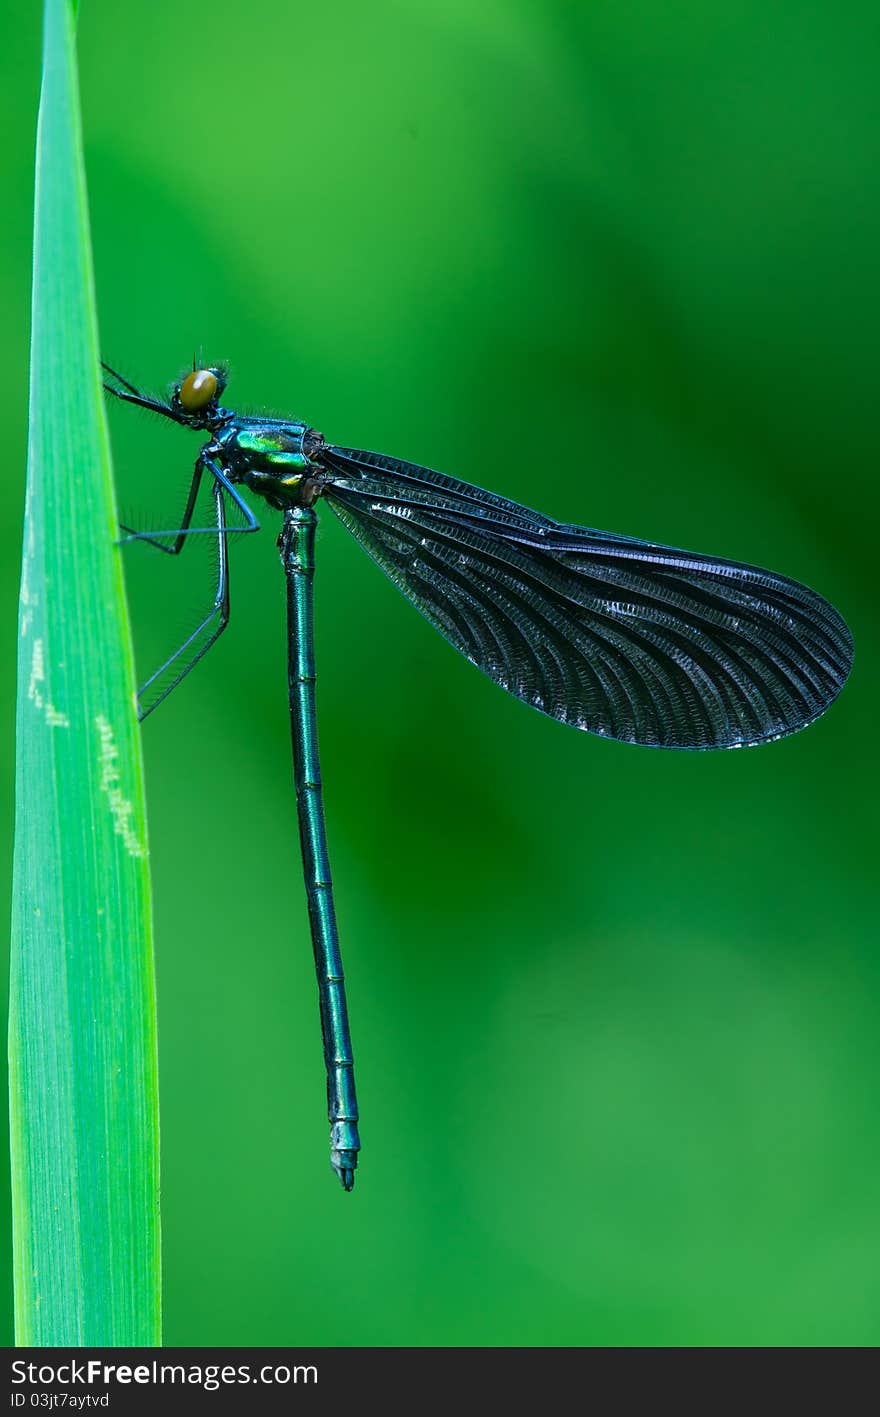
top-left (174, 365), bottom-right (228, 415)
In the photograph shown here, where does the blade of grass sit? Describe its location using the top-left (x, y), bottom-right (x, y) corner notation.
top-left (8, 0), bottom-right (160, 1345)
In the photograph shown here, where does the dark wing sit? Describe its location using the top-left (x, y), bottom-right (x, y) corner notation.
top-left (321, 445), bottom-right (853, 750)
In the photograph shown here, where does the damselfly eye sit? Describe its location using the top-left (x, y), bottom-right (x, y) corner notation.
top-left (179, 368), bottom-right (218, 411)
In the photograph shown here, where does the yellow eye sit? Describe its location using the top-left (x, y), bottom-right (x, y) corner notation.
top-left (179, 368), bottom-right (218, 411)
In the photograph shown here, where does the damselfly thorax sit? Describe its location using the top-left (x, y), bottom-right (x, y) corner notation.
top-left (213, 419), bottom-right (328, 509)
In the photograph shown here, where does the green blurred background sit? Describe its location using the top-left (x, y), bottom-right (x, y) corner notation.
top-left (2, 1), bottom-right (877, 1346)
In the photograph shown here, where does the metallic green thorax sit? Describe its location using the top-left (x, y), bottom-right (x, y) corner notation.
top-left (278, 506), bottom-right (360, 1189)
top-left (235, 430), bottom-right (308, 470)
top-left (218, 421), bottom-right (310, 463)
top-left (214, 419), bottom-right (317, 506)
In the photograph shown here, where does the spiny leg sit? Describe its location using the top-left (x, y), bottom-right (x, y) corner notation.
top-left (102, 361), bottom-right (187, 423)
top-left (119, 454), bottom-right (261, 556)
top-left (119, 456), bottom-right (209, 555)
top-left (101, 360), bottom-right (147, 398)
top-left (136, 477), bottom-right (234, 720)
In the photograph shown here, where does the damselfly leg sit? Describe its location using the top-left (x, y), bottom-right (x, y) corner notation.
top-left (123, 460), bottom-right (259, 719)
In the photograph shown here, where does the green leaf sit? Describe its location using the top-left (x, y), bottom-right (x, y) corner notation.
top-left (8, 0), bottom-right (160, 1346)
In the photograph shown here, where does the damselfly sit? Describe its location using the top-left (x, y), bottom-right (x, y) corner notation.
top-left (103, 359), bottom-right (853, 1190)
